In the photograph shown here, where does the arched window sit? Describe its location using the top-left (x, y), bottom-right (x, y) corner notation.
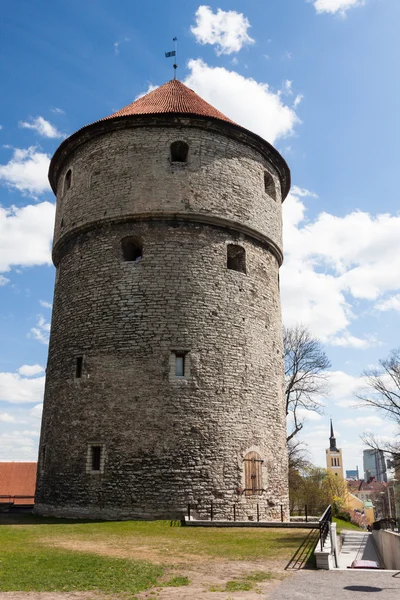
top-left (227, 244), bottom-right (246, 274)
top-left (170, 141), bottom-right (189, 163)
top-left (121, 237), bottom-right (143, 262)
top-left (264, 171), bottom-right (276, 201)
top-left (244, 451), bottom-right (264, 496)
top-left (64, 169), bottom-right (72, 192)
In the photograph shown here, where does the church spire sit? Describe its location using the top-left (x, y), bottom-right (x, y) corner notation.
top-left (329, 419), bottom-right (338, 452)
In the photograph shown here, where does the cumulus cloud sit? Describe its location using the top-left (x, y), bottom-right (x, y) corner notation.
top-left (0, 369), bottom-right (45, 404)
top-left (341, 415), bottom-right (384, 427)
top-left (191, 6), bottom-right (254, 55)
top-left (39, 300), bottom-right (52, 309)
top-left (30, 315), bottom-right (51, 345)
top-left (30, 403), bottom-right (43, 419)
top-left (18, 364), bottom-right (45, 377)
top-left (0, 147), bottom-right (51, 196)
top-left (281, 188), bottom-right (400, 344)
top-left (0, 202), bottom-right (55, 273)
top-left (375, 294), bottom-right (400, 312)
top-left (0, 430), bottom-right (39, 461)
top-left (19, 116), bottom-right (64, 139)
top-left (184, 59), bottom-right (300, 144)
top-left (0, 412), bottom-right (15, 423)
top-left (312, 0), bottom-right (365, 16)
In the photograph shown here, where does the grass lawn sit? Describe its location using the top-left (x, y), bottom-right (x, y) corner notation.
top-left (0, 516), bottom-right (310, 598)
top-left (333, 517), bottom-right (364, 533)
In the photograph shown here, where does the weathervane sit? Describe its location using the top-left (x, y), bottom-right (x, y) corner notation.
top-left (165, 37), bottom-right (178, 79)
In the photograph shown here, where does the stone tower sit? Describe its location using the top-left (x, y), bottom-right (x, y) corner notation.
top-left (35, 80), bottom-right (291, 521)
top-left (326, 420), bottom-right (344, 478)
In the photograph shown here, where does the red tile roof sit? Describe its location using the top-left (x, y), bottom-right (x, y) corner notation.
top-left (102, 79), bottom-right (236, 125)
top-left (0, 462), bottom-right (37, 501)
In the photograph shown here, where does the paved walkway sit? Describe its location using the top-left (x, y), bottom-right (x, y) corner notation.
top-left (337, 531), bottom-right (381, 569)
top-left (268, 571), bottom-right (400, 599)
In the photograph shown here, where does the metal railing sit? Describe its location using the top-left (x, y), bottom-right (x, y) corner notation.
top-left (318, 504), bottom-right (332, 551)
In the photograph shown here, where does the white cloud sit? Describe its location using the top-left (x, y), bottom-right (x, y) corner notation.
top-left (313, 0), bottom-right (365, 15)
top-left (0, 412), bottom-right (15, 423)
top-left (39, 300), bottom-right (52, 309)
top-left (293, 94), bottom-right (304, 108)
top-left (0, 147), bottom-right (51, 196)
top-left (0, 370), bottom-right (45, 404)
top-left (191, 6), bottom-right (254, 55)
top-left (30, 315), bottom-right (51, 345)
top-left (134, 83), bottom-right (159, 101)
top-left (341, 415), bottom-right (384, 427)
top-left (113, 37), bottom-right (130, 56)
top-left (18, 364), bottom-right (45, 377)
top-left (375, 294), bottom-right (400, 312)
top-left (0, 275), bottom-right (9, 286)
top-left (0, 202), bottom-right (55, 273)
top-left (0, 430), bottom-right (39, 461)
top-left (19, 116), bottom-right (64, 139)
top-left (51, 107), bottom-right (65, 115)
top-left (30, 403), bottom-right (43, 419)
top-left (184, 59), bottom-right (300, 144)
top-left (329, 333), bottom-right (378, 349)
top-left (281, 188), bottom-right (400, 343)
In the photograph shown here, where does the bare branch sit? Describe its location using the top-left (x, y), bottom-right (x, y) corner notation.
top-left (284, 324), bottom-right (331, 442)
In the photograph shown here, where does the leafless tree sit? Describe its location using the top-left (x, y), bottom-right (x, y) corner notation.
top-left (358, 349), bottom-right (400, 462)
top-left (284, 324), bottom-right (331, 442)
top-left (358, 349), bottom-right (400, 424)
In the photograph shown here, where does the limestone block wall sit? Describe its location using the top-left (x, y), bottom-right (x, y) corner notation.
top-left (51, 119), bottom-right (283, 263)
top-left (35, 221), bottom-right (288, 520)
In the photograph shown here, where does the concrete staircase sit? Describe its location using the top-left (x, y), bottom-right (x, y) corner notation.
top-left (337, 531), bottom-right (380, 569)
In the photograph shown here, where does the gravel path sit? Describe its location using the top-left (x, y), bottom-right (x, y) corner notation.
top-left (267, 570), bottom-right (400, 599)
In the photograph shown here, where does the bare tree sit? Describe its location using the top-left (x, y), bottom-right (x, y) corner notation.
top-left (358, 349), bottom-right (400, 425)
top-left (359, 351), bottom-right (400, 465)
top-left (284, 324), bottom-right (331, 442)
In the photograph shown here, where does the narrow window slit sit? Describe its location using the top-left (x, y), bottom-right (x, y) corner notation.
top-left (76, 356), bottom-right (83, 379)
top-left (175, 353), bottom-right (185, 377)
top-left (65, 169), bottom-right (72, 191)
top-left (91, 446), bottom-right (102, 471)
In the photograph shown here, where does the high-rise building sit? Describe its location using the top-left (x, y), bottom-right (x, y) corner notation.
top-left (346, 469), bottom-right (359, 480)
top-left (363, 449), bottom-right (387, 483)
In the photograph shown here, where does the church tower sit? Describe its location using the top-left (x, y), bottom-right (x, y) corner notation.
top-left (326, 420), bottom-right (344, 478)
top-left (34, 80), bottom-right (290, 521)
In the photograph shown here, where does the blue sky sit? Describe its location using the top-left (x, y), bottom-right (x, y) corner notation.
top-left (1, 0), bottom-right (399, 473)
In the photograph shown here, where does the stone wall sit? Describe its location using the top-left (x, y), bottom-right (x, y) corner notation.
top-left (35, 119), bottom-right (289, 521)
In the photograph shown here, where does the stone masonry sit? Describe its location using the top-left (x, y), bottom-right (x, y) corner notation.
top-left (35, 82), bottom-right (290, 521)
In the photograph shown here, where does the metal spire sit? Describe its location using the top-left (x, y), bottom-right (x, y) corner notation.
top-left (165, 37), bottom-right (178, 79)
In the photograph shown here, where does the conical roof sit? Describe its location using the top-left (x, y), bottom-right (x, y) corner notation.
top-left (102, 79), bottom-right (236, 125)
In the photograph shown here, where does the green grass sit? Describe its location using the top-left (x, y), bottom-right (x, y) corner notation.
top-left (333, 517), bottom-right (363, 533)
top-left (210, 571), bottom-right (278, 593)
top-left (0, 516), bottom-right (309, 596)
top-left (162, 575), bottom-right (190, 587)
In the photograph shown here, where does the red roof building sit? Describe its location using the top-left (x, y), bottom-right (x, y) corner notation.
top-left (0, 462), bottom-right (37, 504)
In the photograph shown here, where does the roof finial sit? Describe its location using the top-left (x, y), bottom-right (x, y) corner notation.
top-left (165, 37), bottom-right (178, 80)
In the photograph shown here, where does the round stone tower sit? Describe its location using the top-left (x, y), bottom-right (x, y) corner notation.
top-left (35, 80), bottom-right (291, 521)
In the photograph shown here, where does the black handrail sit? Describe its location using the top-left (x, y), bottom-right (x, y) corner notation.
top-left (319, 504), bottom-right (332, 551)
